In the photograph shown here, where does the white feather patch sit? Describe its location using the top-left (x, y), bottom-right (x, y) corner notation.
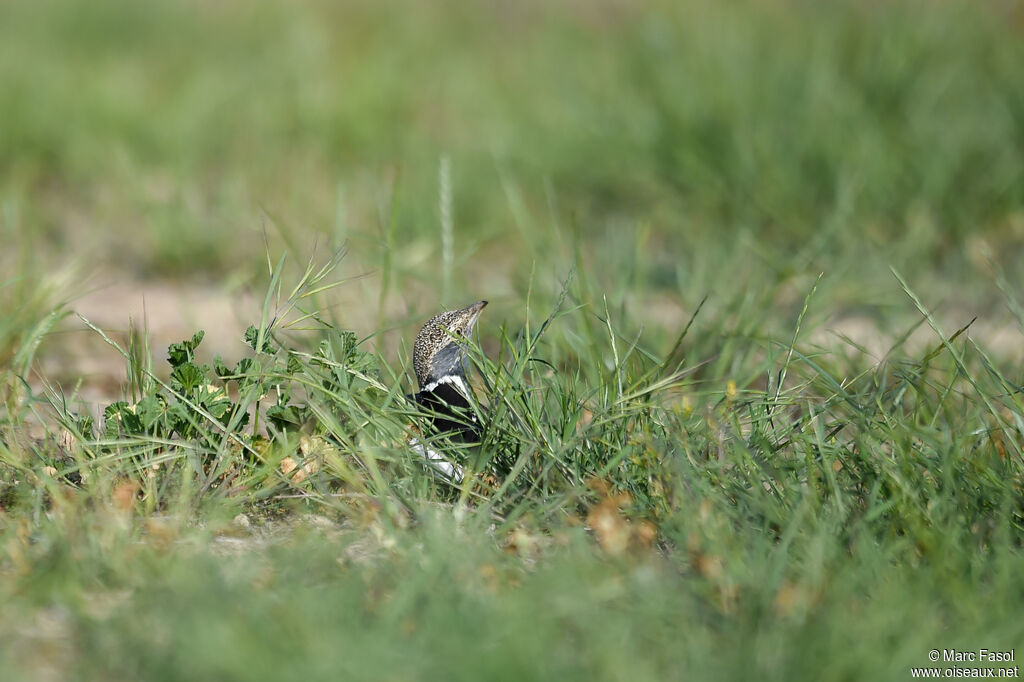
top-left (420, 374), bottom-right (470, 396)
top-left (419, 374), bottom-right (478, 423)
top-left (410, 438), bottom-right (465, 482)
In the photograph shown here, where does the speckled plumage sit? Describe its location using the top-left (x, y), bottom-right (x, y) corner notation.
top-left (412, 301), bottom-right (487, 390)
top-left (408, 301), bottom-right (488, 482)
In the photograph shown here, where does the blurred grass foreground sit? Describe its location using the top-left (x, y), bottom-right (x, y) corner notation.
top-left (2, 0), bottom-right (1024, 680)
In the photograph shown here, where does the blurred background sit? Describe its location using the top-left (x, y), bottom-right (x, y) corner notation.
top-left (4, 3), bottom-right (1024, 679)
top-left (2, 0), bottom-right (1023, 393)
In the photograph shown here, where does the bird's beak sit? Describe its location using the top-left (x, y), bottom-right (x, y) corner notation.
top-left (465, 300), bottom-right (488, 329)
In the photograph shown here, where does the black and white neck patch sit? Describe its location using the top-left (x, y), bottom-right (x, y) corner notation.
top-left (412, 374), bottom-right (480, 440)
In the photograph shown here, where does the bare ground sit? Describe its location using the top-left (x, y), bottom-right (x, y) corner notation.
top-left (31, 276), bottom-right (1024, 412)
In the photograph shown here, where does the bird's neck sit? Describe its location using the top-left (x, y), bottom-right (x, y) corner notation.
top-left (415, 372), bottom-right (478, 440)
top-left (419, 373), bottom-right (471, 399)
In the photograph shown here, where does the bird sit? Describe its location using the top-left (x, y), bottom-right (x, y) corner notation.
top-left (408, 300), bottom-right (488, 481)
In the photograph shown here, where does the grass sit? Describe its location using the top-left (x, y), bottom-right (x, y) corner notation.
top-left (2, 0), bottom-right (1024, 679)
top-left (2, 0), bottom-right (1022, 290)
top-left (3, 247), bottom-right (1023, 680)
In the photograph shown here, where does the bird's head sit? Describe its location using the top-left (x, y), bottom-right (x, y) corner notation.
top-left (413, 300), bottom-right (487, 391)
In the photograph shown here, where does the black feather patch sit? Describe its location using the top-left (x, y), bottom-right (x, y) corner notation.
top-left (412, 380), bottom-right (480, 441)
